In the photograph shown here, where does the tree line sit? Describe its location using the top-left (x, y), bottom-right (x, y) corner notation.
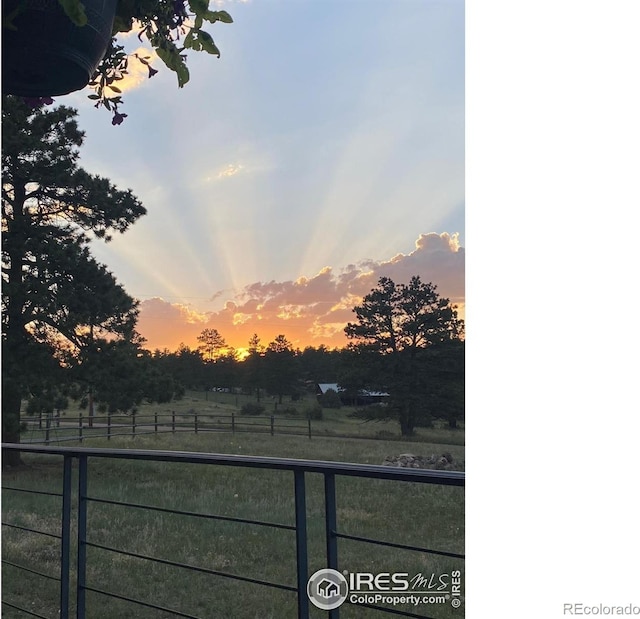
top-left (154, 274), bottom-right (466, 438)
top-left (2, 98), bottom-right (464, 466)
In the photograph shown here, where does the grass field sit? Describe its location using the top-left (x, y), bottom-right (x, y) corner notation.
top-left (20, 389), bottom-right (465, 448)
top-left (3, 411), bottom-right (465, 618)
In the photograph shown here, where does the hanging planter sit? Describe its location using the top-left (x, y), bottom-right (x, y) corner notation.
top-left (2, 0), bottom-right (118, 97)
top-left (2, 0), bottom-right (233, 123)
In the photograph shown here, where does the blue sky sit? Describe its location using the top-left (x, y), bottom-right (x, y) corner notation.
top-left (61, 0), bottom-right (464, 350)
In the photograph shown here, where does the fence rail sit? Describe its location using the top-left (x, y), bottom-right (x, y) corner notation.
top-left (2, 443), bottom-right (464, 619)
top-left (21, 410), bottom-right (312, 445)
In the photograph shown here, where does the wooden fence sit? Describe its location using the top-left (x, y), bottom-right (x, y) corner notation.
top-left (22, 410), bottom-right (312, 444)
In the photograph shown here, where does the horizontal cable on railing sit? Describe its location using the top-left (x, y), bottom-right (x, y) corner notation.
top-left (1, 559), bottom-right (61, 581)
top-left (335, 532), bottom-right (464, 559)
top-left (86, 541), bottom-right (297, 592)
top-left (1, 600), bottom-right (52, 619)
top-left (1, 522), bottom-right (62, 540)
top-left (1, 486), bottom-right (62, 498)
top-left (81, 585), bottom-right (207, 619)
top-left (86, 495), bottom-right (296, 530)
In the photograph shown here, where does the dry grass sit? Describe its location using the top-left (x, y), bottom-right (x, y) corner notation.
top-left (2, 431), bottom-right (464, 618)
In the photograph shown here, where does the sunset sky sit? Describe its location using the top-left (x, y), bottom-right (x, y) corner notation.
top-left (61, 0), bottom-right (464, 352)
top-left (30, 0), bottom-right (640, 610)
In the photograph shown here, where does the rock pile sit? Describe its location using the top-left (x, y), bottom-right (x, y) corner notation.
top-left (382, 452), bottom-right (457, 470)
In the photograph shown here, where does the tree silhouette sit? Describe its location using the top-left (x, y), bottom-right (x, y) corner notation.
top-left (244, 334), bottom-right (265, 401)
top-left (2, 97), bottom-right (145, 463)
top-left (196, 328), bottom-right (227, 362)
top-left (265, 335), bottom-right (299, 405)
top-left (345, 276), bottom-right (464, 436)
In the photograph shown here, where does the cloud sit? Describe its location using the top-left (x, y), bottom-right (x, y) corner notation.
top-left (137, 233), bottom-right (464, 351)
top-left (201, 163), bottom-right (246, 183)
top-left (136, 298), bottom-right (209, 351)
top-left (216, 163), bottom-right (244, 179)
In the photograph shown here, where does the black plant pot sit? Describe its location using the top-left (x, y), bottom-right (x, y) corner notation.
top-left (2, 0), bottom-right (117, 97)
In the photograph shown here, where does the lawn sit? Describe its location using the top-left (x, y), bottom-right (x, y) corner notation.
top-left (3, 421), bottom-right (464, 618)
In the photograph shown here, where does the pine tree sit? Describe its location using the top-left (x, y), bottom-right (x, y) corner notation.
top-left (344, 276), bottom-right (464, 435)
top-left (2, 97), bottom-right (145, 463)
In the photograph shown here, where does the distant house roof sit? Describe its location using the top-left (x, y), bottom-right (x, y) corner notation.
top-left (316, 383), bottom-right (388, 398)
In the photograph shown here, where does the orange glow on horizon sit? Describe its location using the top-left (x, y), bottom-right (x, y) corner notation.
top-left (137, 313), bottom-right (352, 353)
top-left (136, 301), bottom-right (465, 354)
top-left (135, 232), bottom-right (465, 354)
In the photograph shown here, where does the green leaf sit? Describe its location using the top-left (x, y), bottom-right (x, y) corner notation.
top-left (57, 0), bottom-right (87, 26)
top-left (155, 47), bottom-right (179, 71)
top-left (196, 31), bottom-right (220, 56)
top-left (207, 10), bottom-right (233, 23)
top-left (187, 0), bottom-right (208, 18)
top-left (112, 15), bottom-right (133, 34)
top-left (183, 30), bottom-right (195, 50)
top-left (155, 47), bottom-right (190, 87)
top-left (176, 63), bottom-right (190, 88)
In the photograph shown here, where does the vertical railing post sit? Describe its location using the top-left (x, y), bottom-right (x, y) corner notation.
top-left (60, 455), bottom-right (72, 619)
top-left (270, 415), bottom-right (274, 436)
top-left (294, 470), bottom-right (309, 619)
top-left (324, 473), bottom-right (340, 618)
top-left (324, 473), bottom-right (338, 569)
top-left (172, 411), bottom-right (176, 433)
top-left (154, 412), bottom-right (158, 434)
top-left (79, 414), bottom-right (83, 442)
top-left (76, 455), bottom-right (88, 619)
top-left (308, 415), bottom-right (311, 440)
top-left (132, 411), bottom-right (136, 437)
top-left (107, 413), bottom-right (111, 441)
top-left (39, 410), bottom-right (43, 429)
top-left (232, 412), bottom-right (235, 433)
top-left (195, 412), bottom-right (198, 434)
top-left (45, 414), bottom-right (51, 445)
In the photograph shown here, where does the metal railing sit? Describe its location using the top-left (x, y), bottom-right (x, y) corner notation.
top-left (1, 443), bottom-right (464, 619)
